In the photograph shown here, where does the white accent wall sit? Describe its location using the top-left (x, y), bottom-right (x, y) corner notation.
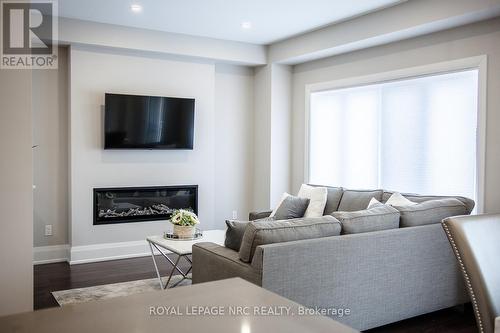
top-left (66, 47), bottom-right (255, 259)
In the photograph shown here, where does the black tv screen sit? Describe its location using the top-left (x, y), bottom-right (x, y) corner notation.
top-left (104, 93), bottom-right (195, 149)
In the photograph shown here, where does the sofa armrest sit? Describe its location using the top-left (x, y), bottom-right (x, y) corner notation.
top-left (249, 210), bottom-right (272, 220)
top-left (192, 242), bottom-right (261, 286)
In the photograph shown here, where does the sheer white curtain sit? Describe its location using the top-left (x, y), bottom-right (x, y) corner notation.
top-left (309, 69), bottom-right (478, 200)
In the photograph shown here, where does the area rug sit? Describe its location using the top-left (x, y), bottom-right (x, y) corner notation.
top-left (52, 274), bottom-right (191, 306)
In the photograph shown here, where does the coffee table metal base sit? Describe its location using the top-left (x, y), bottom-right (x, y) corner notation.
top-left (148, 241), bottom-right (192, 289)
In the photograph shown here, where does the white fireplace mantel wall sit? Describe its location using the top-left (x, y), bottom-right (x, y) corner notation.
top-left (69, 46), bottom-right (216, 247)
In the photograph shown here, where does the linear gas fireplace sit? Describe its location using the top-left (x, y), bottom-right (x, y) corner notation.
top-left (93, 185), bottom-right (198, 225)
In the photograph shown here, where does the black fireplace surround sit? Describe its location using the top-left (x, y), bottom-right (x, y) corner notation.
top-left (93, 185), bottom-right (198, 225)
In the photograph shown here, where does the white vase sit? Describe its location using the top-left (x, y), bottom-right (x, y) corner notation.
top-left (173, 225), bottom-right (195, 238)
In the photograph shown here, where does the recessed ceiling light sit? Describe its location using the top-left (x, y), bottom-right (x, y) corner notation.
top-left (130, 4), bottom-right (142, 13)
top-left (241, 21), bottom-right (252, 29)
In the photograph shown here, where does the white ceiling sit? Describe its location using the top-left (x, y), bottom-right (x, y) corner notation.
top-left (57, 0), bottom-right (405, 45)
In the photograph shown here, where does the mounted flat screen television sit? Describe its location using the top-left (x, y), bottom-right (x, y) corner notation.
top-left (104, 93), bottom-right (195, 149)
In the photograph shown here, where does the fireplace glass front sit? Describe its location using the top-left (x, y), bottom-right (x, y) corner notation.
top-left (93, 185), bottom-right (198, 225)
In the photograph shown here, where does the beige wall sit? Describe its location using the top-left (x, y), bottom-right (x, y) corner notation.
top-left (252, 65), bottom-right (272, 210)
top-left (214, 64), bottom-right (254, 220)
top-left (0, 70), bottom-right (33, 315)
top-left (33, 47), bottom-right (69, 246)
top-left (270, 64), bottom-right (292, 207)
top-left (292, 18), bottom-right (500, 213)
top-left (252, 64), bottom-right (293, 211)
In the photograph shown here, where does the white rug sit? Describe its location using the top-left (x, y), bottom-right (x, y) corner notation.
top-left (52, 274), bottom-right (191, 306)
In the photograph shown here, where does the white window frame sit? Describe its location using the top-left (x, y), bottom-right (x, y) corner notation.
top-left (304, 56), bottom-right (487, 213)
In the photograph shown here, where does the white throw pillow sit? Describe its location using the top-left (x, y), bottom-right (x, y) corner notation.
top-left (367, 197), bottom-right (382, 209)
top-left (297, 184), bottom-right (328, 218)
top-left (385, 192), bottom-right (416, 207)
top-left (269, 192), bottom-right (291, 217)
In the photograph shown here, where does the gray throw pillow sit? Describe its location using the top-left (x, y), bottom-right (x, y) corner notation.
top-left (225, 218), bottom-right (271, 251)
top-left (395, 198), bottom-right (468, 227)
top-left (338, 189), bottom-right (383, 212)
top-left (273, 195), bottom-right (310, 220)
top-left (239, 216), bottom-right (341, 263)
top-left (225, 220), bottom-right (248, 251)
top-left (331, 204), bottom-right (400, 234)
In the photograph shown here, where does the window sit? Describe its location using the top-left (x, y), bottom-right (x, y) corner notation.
top-left (308, 69), bottom-right (479, 201)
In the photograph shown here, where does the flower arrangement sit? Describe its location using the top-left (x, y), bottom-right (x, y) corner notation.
top-left (170, 209), bottom-right (199, 238)
top-left (170, 209), bottom-right (199, 226)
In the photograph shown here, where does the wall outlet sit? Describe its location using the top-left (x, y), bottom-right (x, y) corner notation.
top-left (45, 224), bottom-right (53, 236)
top-left (232, 210), bottom-right (238, 219)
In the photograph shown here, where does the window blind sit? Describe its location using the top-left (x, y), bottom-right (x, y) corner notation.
top-left (309, 70), bottom-right (478, 200)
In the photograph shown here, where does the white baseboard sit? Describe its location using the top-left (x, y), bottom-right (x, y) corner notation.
top-left (69, 240), bottom-right (162, 265)
top-left (33, 244), bottom-right (70, 265)
top-left (33, 241), bottom-right (162, 265)
top-left (35, 231), bottom-right (224, 265)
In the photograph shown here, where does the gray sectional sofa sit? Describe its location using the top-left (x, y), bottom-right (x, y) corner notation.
top-left (192, 187), bottom-right (474, 331)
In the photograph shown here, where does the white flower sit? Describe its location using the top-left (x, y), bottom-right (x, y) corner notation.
top-left (170, 209), bottom-right (199, 226)
top-left (171, 213), bottom-right (181, 224)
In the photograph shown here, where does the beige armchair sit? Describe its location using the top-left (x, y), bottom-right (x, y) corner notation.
top-left (442, 214), bottom-right (500, 333)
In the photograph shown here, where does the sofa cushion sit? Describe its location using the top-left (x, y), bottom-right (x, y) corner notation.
top-left (332, 205), bottom-right (400, 234)
top-left (273, 195), bottom-right (310, 220)
top-left (225, 218), bottom-right (270, 251)
top-left (238, 216), bottom-right (341, 263)
top-left (382, 191), bottom-right (475, 214)
top-left (309, 184), bottom-right (343, 214)
top-left (395, 198), bottom-right (468, 227)
top-left (338, 189), bottom-right (383, 212)
top-left (298, 184), bottom-right (328, 218)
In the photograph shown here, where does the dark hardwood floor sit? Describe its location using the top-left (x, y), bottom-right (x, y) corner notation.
top-left (34, 254), bottom-right (190, 309)
top-left (34, 256), bottom-right (477, 332)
